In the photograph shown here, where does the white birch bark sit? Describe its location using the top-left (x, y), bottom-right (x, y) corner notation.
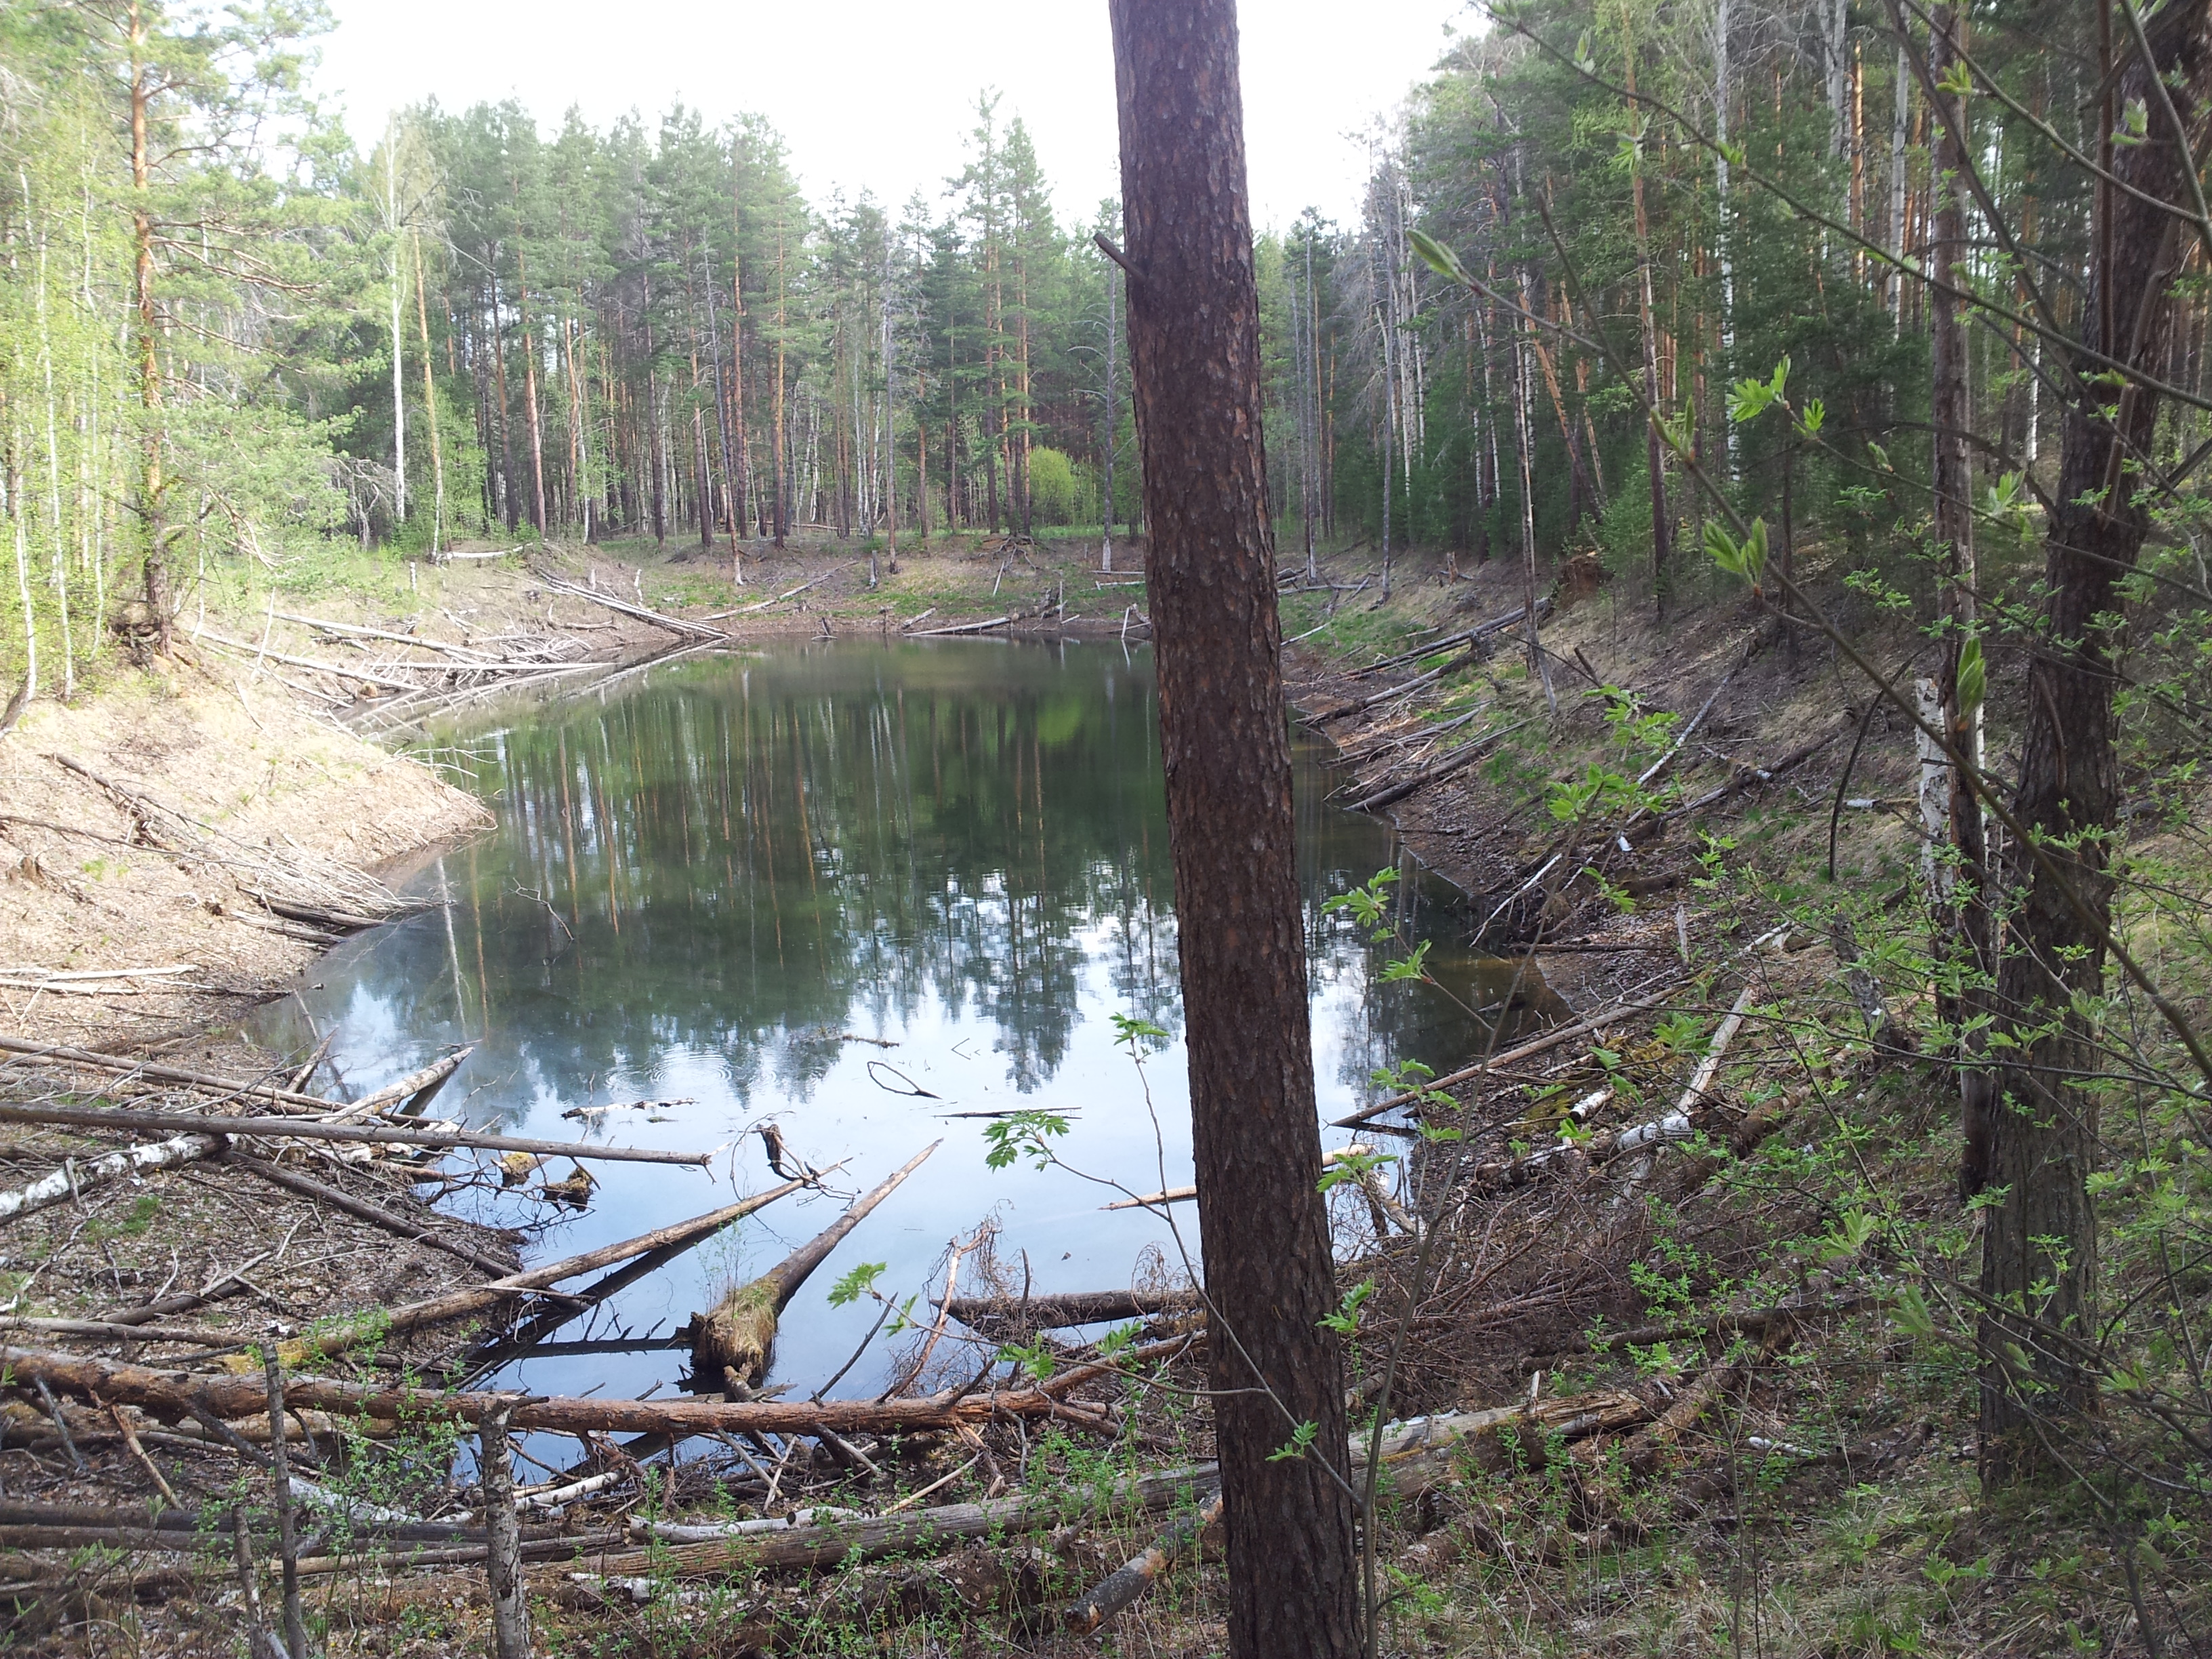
top-left (0, 1133), bottom-right (219, 1223)
top-left (1917, 676), bottom-right (1952, 898)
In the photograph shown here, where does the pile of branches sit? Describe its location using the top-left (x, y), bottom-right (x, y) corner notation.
top-left (47, 754), bottom-right (433, 938)
top-left (186, 605), bottom-right (634, 733)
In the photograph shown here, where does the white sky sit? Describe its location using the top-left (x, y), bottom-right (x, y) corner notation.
top-left (314, 0), bottom-right (1476, 231)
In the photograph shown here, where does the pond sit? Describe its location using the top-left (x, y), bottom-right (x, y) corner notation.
top-left (251, 638), bottom-right (1521, 1408)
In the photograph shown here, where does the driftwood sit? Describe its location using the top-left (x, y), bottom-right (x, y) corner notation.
top-left (331, 1046), bottom-right (474, 1121)
top-left (459, 1163), bottom-right (859, 1382)
top-left (937, 1290), bottom-right (1202, 1331)
top-left (257, 1174), bottom-right (813, 1368)
top-left (905, 615), bottom-right (1011, 638)
top-left (689, 1144), bottom-right (937, 1390)
top-left (0, 1130), bottom-right (219, 1224)
top-left (0, 1099), bottom-right (712, 1167)
top-left (228, 1154), bottom-right (513, 1276)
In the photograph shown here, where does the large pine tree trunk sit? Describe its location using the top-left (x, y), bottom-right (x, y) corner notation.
top-left (1106, 4), bottom-right (1360, 1654)
top-left (1976, 0), bottom-right (2212, 1488)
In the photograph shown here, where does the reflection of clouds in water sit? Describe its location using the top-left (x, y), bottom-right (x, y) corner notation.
top-left (249, 642), bottom-right (1496, 1403)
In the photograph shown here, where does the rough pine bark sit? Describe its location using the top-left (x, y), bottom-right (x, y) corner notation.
top-left (1106, 3), bottom-right (1360, 1654)
top-left (1975, 0), bottom-right (2212, 1487)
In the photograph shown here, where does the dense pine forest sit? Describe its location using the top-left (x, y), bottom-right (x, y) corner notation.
top-left (4, 0), bottom-right (2152, 661)
top-left (9, 1), bottom-right (2212, 1654)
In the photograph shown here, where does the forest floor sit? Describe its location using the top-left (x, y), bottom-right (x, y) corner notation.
top-left (1, 528), bottom-right (2182, 1657)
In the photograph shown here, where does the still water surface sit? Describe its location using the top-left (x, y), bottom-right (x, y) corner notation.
top-left (253, 640), bottom-right (1504, 1404)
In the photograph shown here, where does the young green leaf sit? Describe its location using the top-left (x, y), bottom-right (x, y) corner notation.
top-left (1407, 227), bottom-right (1471, 287)
top-left (827, 1261), bottom-right (886, 1307)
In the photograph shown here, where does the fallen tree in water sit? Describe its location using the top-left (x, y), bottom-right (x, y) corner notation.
top-left (937, 1288), bottom-right (1202, 1330)
top-left (243, 1174), bottom-right (816, 1368)
top-left (686, 1142), bottom-right (937, 1393)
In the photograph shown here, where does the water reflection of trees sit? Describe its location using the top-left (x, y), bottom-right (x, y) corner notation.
top-left (359, 644), bottom-right (1484, 1114)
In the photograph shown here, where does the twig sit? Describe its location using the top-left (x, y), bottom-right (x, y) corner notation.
top-left (229, 1154), bottom-right (512, 1275)
top-left (263, 1350), bottom-right (307, 1659)
top-left (33, 1377), bottom-right (85, 1475)
top-left (106, 1401), bottom-right (181, 1507)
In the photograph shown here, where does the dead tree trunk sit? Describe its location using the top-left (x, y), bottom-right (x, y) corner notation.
top-left (1975, 0), bottom-right (2212, 1488)
top-left (1107, 5), bottom-right (1360, 1654)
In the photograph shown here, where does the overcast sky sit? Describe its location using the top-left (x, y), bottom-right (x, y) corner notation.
top-left (315, 0), bottom-right (1475, 231)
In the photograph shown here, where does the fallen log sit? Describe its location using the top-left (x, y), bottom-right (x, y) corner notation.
top-left (1309, 646), bottom-right (1483, 725)
top-left (689, 1143), bottom-right (937, 1390)
top-left (1104, 1145), bottom-right (1376, 1211)
top-left (570, 1388), bottom-right (1649, 1584)
top-left (1065, 1492), bottom-right (1223, 1634)
top-left (577, 1462), bottom-right (1223, 1582)
top-left (186, 626), bottom-right (424, 691)
top-left (0, 1131), bottom-right (218, 1225)
top-left (1525, 1296), bottom-right (1871, 1364)
top-left (530, 569), bottom-right (729, 640)
top-left (0, 1100), bottom-right (712, 1168)
top-left (272, 612), bottom-right (497, 662)
top-left (327, 1046), bottom-right (474, 1120)
top-left (460, 1163), bottom-right (858, 1382)
top-left (1345, 600), bottom-right (1551, 680)
top-left (733, 569), bottom-right (842, 613)
top-left (228, 1154), bottom-right (513, 1277)
top-left (905, 615), bottom-right (1012, 638)
top-left (1611, 985), bottom-right (1757, 1210)
top-left (3, 1344), bottom-right (1025, 1437)
top-left (937, 1290), bottom-right (1201, 1330)
top-left (0, 1034), bottom-right (334, 1111)
top-left (1633, 712), bottom-right (1853, 843)
top-left (0, 1498), bottom-right (485, 1545)
top-left (1332, 982), bottom-right (1685, 1130)
top-left (1343, 720), bottom-right (1528, 814)
top-left (255, 1174), bottom-right (814, 1368)
top-left (0, 1316), bottom-right (243, 1347)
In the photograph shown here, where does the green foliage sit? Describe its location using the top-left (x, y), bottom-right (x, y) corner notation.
top-left (981, 1108), bottom-right (1071, 1172)
top-left (827, 1261), bottom-right (886, 1307)
top-left (1026, 446), bottom-right (1084, 525)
